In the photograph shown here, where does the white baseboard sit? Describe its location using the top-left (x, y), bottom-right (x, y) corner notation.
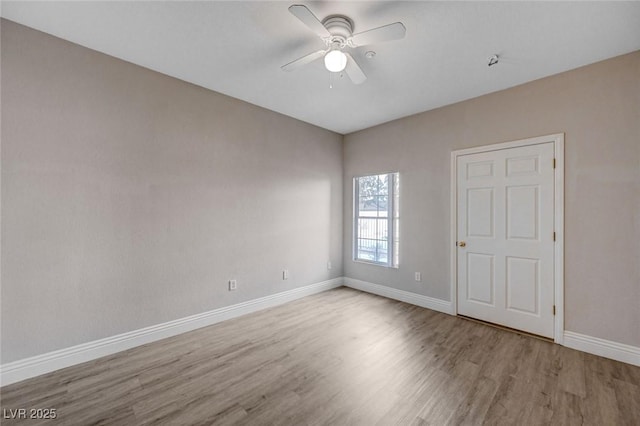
top-left (344, 277), bottom-right (454, 315)
top-left (0, 278), bottom-right (343, 387)
top-left (563, 331), bottom-right (640, 367)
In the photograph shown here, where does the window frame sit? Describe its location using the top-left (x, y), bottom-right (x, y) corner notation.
top-left (353, 172), bottom-right (399, 268)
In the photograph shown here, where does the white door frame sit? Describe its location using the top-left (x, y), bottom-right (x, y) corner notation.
top-left (450, 133), bottom-right (564, 343)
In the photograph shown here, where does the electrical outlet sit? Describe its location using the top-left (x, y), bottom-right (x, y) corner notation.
top-left (283, 269), bottom-right (289, 280)
top-left (228, 279), bottom-right (237, 291)
top-left (415, 272), bottom-right (422, 282)
top-left (327, 261), bottom-right (332, 270)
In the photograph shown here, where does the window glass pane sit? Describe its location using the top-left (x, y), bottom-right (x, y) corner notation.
top-left (357, 238), bottom-right (376, 261)
top-left (375, 195), bottom-right (388, 217)
top-left (377, 174), bottom-right (388, 195)
top-left (376, 240), bottom-right (388, 263)
top-left (358, 218), bottom-right (377, 240)
top-left (376, 218), bottom-right (388, 241)
top-left (359, 195), bottom-right (375, 212)
top-left (359, 175), bottom-right (378, 197)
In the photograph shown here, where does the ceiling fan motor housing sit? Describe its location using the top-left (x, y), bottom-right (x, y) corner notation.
top-left (322, 15), bottom-right (353, 47)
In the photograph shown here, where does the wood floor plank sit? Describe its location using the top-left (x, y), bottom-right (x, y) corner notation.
top-left (1, 287), bottom-right (639, 425)
top-left (557, 347), bottom-right (588, 398)
top-left (612, 379), bottom-right (640, 426)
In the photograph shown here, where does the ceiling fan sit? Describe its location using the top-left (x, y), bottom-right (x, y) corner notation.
top-left (281, 4), bottom-right (406, 85)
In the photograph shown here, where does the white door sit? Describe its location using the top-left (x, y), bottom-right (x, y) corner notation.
top-left (456, 142), bottom-right (555, 338)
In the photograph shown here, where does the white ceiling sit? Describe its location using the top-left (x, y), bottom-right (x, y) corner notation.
top-left (3, 1), bottom-right (640, 134)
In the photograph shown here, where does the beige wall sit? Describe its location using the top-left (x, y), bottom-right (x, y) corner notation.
top-left (2, 17), bottom-right (638, 366)
top-left (1, 20), bottom-right (343, 363)
top-left (344, 51), bottom-right (640, 347)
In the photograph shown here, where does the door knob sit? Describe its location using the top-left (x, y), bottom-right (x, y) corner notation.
top-left (458, 241), bottom-right (466, 247)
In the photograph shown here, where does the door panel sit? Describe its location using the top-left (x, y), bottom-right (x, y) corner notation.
top-left (506, 256), bottom-right (539, 314)
top-left (457, 142), bottom-right (555, 338)
top-left (506, 155), bottom-right (539, 176)
top-left (467, 188), bottom-right (494, 237)
top-left (467, 253), bottom-right (494, 305)
top-left (466, 161), bottom-right (494, 178)
top-left (506, 185), bottom-right (539, 240)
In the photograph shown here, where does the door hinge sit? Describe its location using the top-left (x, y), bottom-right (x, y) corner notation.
top-left (553, 231), bottom-right (556, 241)
top-left (553, 305), bottom-right (556, 316)
top-left (553, 158), bottom-right (556, 169)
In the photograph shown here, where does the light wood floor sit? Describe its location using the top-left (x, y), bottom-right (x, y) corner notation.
top-left (1, 287), bottom-right (639, 425)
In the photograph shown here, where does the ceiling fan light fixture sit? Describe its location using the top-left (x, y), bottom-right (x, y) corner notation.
top-left (324, 49), bottom-right (347, 72)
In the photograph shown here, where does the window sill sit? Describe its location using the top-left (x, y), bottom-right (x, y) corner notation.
top-left (352, 259), bottom-right (399, 269)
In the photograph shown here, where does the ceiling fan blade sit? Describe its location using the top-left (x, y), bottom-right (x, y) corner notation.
top-left (281, 49), bottom-right (327, 72)
top-left (288, 5), bottom-right (331, 38)
top-left (350, 22), bottom-right (406, 46)
top-left (344, 53), bottom-right (367, 85)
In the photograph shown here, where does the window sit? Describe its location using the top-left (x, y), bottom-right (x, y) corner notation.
top-left (353, 172), bottom-right (399, 267)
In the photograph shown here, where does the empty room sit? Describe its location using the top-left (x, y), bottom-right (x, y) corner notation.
top-left (1, 1), bottom-right (639, 425)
